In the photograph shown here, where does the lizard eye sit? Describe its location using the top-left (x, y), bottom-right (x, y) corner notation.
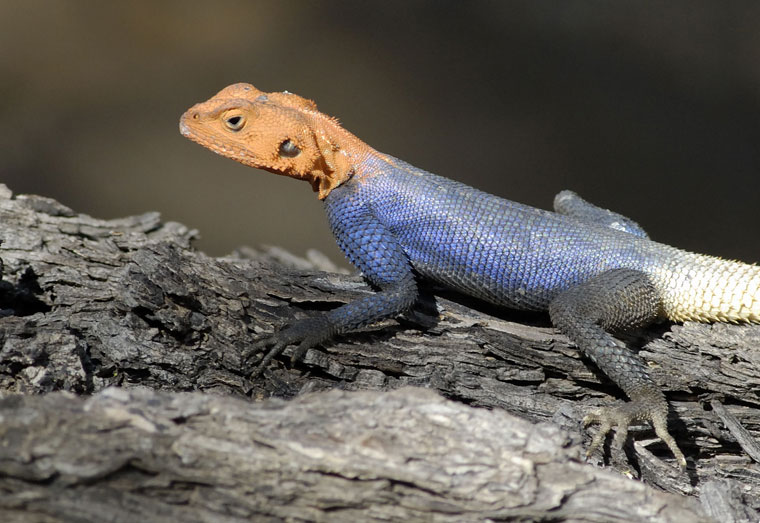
top-left (278, 139), bottom-right (301, 158)
top-left (224, 114), bottom-right (246, 131)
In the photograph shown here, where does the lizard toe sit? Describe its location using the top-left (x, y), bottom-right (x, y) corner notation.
top-left (247, 340), bottom-right (289, 379)
top-left (584, 402), bottom-right (686, 469)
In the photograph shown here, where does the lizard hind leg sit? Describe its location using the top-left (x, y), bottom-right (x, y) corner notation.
top-left (548, 268), bottom-right (687, 468)
top-left (553, 190), bottom-right (649, 238)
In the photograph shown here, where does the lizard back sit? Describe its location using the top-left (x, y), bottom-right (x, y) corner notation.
top-left (326, 154), bottom-right (760, 322)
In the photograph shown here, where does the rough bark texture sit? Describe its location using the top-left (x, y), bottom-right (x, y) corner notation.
top-left (0, 184), bottom-right (758, 522)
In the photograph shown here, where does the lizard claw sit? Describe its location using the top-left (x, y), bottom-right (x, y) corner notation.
top-left (245, 338), bottom-right (313, 379)
top-left (244, 335), bottom-right (290, 379)
top-left (583, 402), bottom-right (687, 469)
top-left (244, 317), bottom-right (332, 378)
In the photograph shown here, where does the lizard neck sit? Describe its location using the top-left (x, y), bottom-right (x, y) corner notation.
top-left (300, 112), bottom-right (379, 199)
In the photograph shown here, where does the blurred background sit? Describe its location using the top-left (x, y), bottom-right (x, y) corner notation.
top-left (2, 1), bottom-right (759, 268)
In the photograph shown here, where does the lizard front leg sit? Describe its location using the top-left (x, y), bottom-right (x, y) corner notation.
top-left (247, 199), bottom-right (418, 377)
top-left (548, 268), bottom-right (687, 467)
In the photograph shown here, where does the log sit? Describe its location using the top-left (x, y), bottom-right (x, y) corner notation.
top-left (0, 184), bottom-right (758, 521)
top-left (0, 387), bottom-right (709, 522)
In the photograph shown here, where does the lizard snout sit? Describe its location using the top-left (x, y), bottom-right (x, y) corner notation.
top-left (179, 110), bottom-right (199, 137)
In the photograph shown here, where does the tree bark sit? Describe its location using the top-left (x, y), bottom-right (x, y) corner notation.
top-left (0, 184), bottom-right (758, 521)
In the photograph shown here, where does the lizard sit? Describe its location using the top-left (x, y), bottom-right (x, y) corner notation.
top-left (179, 83), bottom-right (760, 468)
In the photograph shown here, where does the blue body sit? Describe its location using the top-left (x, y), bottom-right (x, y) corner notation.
top-left (324, 155), bottom-right (669, 315)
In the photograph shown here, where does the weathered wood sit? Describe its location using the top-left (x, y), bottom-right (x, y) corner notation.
top-left (0, 387), bottom-right (709, 523)
top-left (0, 184), bottom-right (758, 521)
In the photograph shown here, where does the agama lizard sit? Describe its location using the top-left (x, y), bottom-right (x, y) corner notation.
top-left (180, 83), bottom-right (760, 467)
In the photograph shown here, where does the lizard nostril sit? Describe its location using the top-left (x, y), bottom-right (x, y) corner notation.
top-left (192, 112), bottom-right (199, 120)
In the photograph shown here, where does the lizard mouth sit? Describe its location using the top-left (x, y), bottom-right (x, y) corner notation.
top-left (179, 115), bottom-right (255, 167)
top-left (178, 116), bottom-right (213, 150)
top-left (179, 113), bottom-right (196, 139)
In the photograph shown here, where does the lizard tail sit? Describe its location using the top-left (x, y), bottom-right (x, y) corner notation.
top-left (651, 248), bottom-right (760, 323)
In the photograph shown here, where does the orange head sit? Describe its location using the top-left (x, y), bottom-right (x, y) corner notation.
top-left (180, 83), bottom-right (362, 199)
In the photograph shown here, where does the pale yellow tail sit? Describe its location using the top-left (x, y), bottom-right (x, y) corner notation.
top-left (649, 247), bottom-right (760, 323)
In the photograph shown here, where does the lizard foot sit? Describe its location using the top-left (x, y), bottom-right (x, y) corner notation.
top-left (584, 402), bottom-right (687, 468)
top-left (243, 332), bottom-right (314, 379)
top-left (244, 317), bottom-right (335, 378)
top-left (243, 335), bottom-right (290, 379)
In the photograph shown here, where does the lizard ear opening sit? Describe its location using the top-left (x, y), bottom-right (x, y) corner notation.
top-left (278, 139), bottom-right (301, 158)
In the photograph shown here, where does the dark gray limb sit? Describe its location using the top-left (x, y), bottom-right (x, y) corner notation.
top-left (246, 275), bottom-right (417, 377)
top-left (549, 268), bottom-right (686, 466)
top-left (554, 190), bottom-right (649, 237)
top-left (246, 202), bottom-right (420, 378)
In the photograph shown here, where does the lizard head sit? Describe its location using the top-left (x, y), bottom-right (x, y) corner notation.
top-left (180, 83), bottom-right (356, 199)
